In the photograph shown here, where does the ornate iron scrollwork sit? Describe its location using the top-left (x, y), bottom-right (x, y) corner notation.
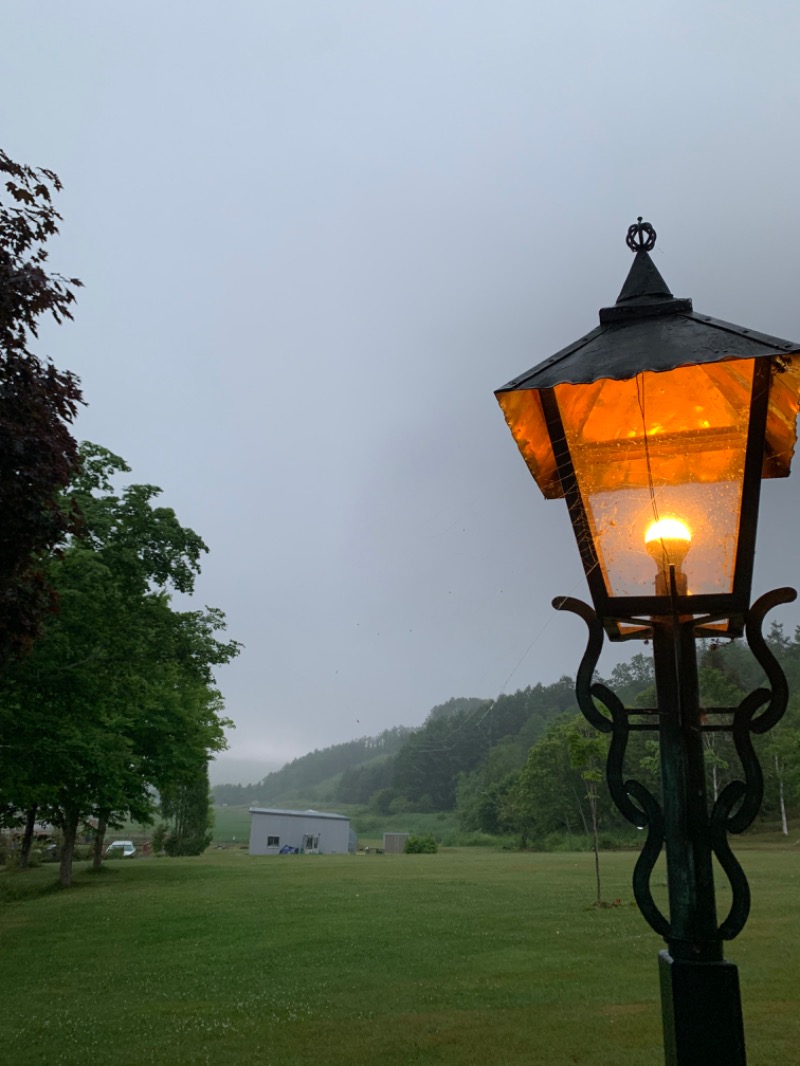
top-left (711, 587), bottom-right (796, 940)
top-left (554, 588), bottom-right (796, 944)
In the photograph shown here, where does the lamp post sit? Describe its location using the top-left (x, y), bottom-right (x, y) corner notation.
top-left (495, 220), bottom-right (800, 1066)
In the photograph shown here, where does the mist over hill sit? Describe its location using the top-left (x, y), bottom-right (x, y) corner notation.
top-left (210, 692), bottom-right (562, 811)
top-left (209, 757), bottom-right (282, 787)
top-left (211, 724), bottom-right (418, 808)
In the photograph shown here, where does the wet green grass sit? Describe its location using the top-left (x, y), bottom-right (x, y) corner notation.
top-left (1, 847), bottom-right (798, 1065)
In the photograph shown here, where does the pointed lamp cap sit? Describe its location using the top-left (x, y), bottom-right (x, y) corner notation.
top-left (599, 218), bottom-right (692, 323)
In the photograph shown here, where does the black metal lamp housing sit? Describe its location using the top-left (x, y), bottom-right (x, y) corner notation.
top-left (495, 220), bottom-right (800, 640)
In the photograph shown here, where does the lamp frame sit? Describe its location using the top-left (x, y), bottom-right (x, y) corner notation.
top-left (539, 356), bottom-right (774, 641)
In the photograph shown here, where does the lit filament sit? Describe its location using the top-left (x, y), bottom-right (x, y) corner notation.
top-left (644, 517), bottom-right (692, 571)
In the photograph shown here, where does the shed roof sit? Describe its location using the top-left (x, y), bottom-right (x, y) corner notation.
top-left (249, 807), bottom-right (349, 822)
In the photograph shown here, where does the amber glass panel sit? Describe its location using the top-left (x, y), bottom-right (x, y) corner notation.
top-left (764, 354), bottom-right (800, 477)
top-left (496, 388), bottom-right (561, 498)
top-left (554, 361), bottom-right (755, 598)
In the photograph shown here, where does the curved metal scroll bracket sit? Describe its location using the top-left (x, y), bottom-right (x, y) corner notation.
top-left (552, 597), bottom-right (612, 734)
top-left (627, 781), bottom-right (670, 939)
top-left (553, 595), bottom-right (669, 938)
top-left (746, 587), bottom-right (797, 734)
top-left (711, 586), bottom-right (797, 941)
top-left (555, 588), bottom-right (796, 945)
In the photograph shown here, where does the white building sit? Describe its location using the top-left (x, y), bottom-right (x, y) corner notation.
top-left (249, 807), bottom-right (354, 856)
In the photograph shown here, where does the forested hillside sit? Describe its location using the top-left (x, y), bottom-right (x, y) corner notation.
top-left (211, 726), bottom-right (413, 807)
top-left (211, 685), bottom-right (577, 812)
top-left (454, 628), bottom-right (800, 845)
top-left (214, 624), bottom-right (800, 849)
top-left (389, 681), bottom-right (575, 810)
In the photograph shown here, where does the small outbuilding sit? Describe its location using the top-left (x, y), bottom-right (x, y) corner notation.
top-left (249, 807), bottom-right (354, 856)
top-left (383, 832), bottom-right (409, 854)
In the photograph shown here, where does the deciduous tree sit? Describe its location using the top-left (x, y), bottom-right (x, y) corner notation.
top-left (0, 444), bottom-right (238, 885)
top-left (567, 721), bottom-right (608, 902)
top-left (0, 149), bottom-right (83, 660)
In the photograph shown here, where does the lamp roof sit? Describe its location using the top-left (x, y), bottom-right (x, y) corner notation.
top-left (495, 220), bottom-right (800, 502)
top-left (496, 220), bottom-right (800, 393)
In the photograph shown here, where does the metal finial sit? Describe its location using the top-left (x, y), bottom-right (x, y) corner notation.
top-left (626, 217), bottom-right (656, 253)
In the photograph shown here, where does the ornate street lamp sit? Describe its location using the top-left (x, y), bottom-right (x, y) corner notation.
top-left (495, 220), bottom-right (800, 1066)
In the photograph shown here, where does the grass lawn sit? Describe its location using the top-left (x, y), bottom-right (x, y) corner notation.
top-left (2, 847), bottom-right (799, 1065)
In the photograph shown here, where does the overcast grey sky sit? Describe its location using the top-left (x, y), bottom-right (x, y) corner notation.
top-left (5, 2), bottom-right (800, 783)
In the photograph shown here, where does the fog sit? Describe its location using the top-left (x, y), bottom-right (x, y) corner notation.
top-left (4, 3), bottom-right (800, 784)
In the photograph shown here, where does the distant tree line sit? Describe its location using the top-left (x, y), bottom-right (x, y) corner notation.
top-left (458, 633), bottom-right (800, 847)
top-left (214, 631), bottom-right (800, 851)
top-left (212, 686), bottom-right (576, 814)
top-left (212, 726), bottom-right (413, 808)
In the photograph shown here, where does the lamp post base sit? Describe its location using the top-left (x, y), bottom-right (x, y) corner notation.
top-left (659, 950), bottom-right (746, 1065)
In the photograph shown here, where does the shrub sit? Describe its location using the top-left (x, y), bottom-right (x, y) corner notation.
top-left (164, 831), bottom-right (211, 857)
top-left (151, 824), bottom-right (168, 853)
top-left (435, 829), bottom-right (499, 848)
top-left (539, 833), bottom-right (592, 853)
top-left (404, 834), bottom-right (438, 854)
top-left (352, 815), bottom-right (379, 834)
top-left (531, 830), bottom-right (641, 852)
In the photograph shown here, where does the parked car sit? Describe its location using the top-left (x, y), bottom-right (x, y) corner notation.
top-left (105, 840), bottom-right (136, 857)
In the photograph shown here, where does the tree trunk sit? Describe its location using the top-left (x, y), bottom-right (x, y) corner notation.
top-left (92, 814), bottom-right (108, 871)
top-left (19, 806), bottom-right (38, 870)
top-left (704, 734), bottom-right (719, 803)
top-left (777, 755), bottom-right (789, 837)
top-left (572, 787), bottom-right (589, 834)
top-left (59, 813), bottom-right (79, 888)
top-left (590, 785), bottom-right (601, 904)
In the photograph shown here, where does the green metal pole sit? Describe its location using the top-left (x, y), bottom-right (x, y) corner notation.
top-left (652, 618), bottom-right (746, 1065)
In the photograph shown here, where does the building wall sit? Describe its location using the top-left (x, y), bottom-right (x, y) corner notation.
top-left (383, 832), bottom-right (409, 854)
top-left (249, 810), bottom-right (351, 855)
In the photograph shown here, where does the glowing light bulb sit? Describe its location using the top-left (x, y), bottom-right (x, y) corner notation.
top-left (645, 517), bottom-right (692, 571)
